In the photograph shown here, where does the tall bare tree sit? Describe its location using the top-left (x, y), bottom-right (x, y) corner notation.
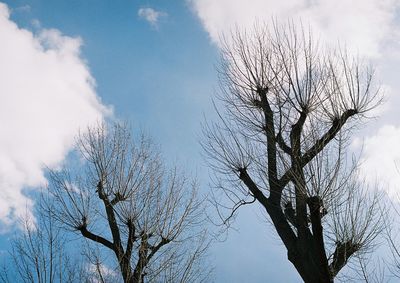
top-left (203, 23), bottom-right (384, 282)
top-left (44, 123), bottom-right (211, 283)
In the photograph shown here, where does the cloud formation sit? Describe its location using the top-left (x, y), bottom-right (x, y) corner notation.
top-left (357, 125), bottom-right (400, 197)
top-left (138, 7), bottom-right (167, 28)
top-left (189, 0), bottom-right (400, 57)
top-left (0, 3), bottom-right (111, 229)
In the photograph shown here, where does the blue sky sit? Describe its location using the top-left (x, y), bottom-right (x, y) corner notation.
top-left (1, 0), bottom-right (400, 282)
top-left (6, 0), bottom-right (218, 157)
top-left (0, 1), bottom-right (300, 282)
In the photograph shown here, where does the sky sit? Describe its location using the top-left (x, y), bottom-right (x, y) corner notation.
top-left (0, 0), bottom-right (400, 282)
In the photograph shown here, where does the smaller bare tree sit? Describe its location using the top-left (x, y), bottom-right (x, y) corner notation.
top-left (44, 122), bottom-right (211, 283)
top-left (384, 193), bottom-right (400, 280)
top-left (0, 197), bottom-right (85, 283)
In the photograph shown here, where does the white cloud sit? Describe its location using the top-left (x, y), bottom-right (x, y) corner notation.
top-left (138, 7), bottom-right (167, 28)
top-left (86, 262), bottom-right (120, 282)
top-left (188, 0), bottom-right (400, 57)
top-left (357, 125), bottom-right (400, 197)
top-left (0, 3), bottom-right (111, 230)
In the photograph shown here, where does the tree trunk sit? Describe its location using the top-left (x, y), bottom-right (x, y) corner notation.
top-left (289, 243), bottom-right (333, 283)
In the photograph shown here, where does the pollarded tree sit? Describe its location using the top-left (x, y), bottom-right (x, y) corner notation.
top-left (203, 23), bottom-right (384, 282)
top-left (45, 123), bottom-right (211, 283)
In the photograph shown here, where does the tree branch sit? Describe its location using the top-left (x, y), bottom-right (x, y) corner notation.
top-left (132, 233), bottom-right (168, 282)
top-left (238, 167), bottom-right (269, 207)
top-left (307, 196), bottom-right (330, 282)
top-left (301, 109), bottom-right (357, 166)
top-left (125, 218), bottom-right (137, 261)
top-left (97, 181), bottom-right (124, 255)
top-left (78, 224), bottom-right (114, 251)
top-left (147, 237), bottom-right (170, 263)
top-left (279, 109), bottom-right (357, 188)
top-left (290, 110), bottom-right (309, 238)
top-left (329, 240), bottom-right (360, 277)
top-left (276, 131), bottom-right (292, 155)
top-left (238, 167), bottom-right (297, 253)
top-left (110, 192), bottom-right (127, 206)
top-left (257, 87), bottom-right (280, 204)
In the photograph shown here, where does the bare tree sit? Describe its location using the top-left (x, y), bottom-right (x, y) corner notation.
top-left (203, 22), bottom-right (384, 282)
top-left (0, 198), bottom-right (86, 283)
top-left (383, 192), bottom-right (400, 280)
top-left (44, 122), bottom-right (211, 283)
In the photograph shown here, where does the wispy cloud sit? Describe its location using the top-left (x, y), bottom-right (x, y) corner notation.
top-left (15, 5), bottom-right (31, 13)
top-left (86, 262), bottom-right (120, 282)
top-left (356, 125), bottom-right (400, 197)
top-left (0, 3), bottom-right (111, 230)
top-left (138, 7), bottom-right (167, 28)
